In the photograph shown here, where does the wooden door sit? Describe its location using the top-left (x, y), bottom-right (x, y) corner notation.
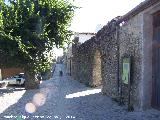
top-left (152, 12), bottom-right (160, 109)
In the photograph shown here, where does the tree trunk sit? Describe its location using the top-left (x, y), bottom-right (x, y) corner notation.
top-left (25, 71), bottom-right (39, 90)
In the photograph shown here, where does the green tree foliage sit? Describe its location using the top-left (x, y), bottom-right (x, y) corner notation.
top-left (0, 0), bottom-right (75, 73)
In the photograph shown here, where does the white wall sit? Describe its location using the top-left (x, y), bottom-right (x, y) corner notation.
top-left (78, 34), bottom-right (94, 43)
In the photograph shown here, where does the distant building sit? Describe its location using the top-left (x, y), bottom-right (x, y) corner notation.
top-left (74, 32), bottom-right (95, 44)
top-left (56, 56), bottom-right (63, 64)
top-left (0, 68), bottom-right (24, 80)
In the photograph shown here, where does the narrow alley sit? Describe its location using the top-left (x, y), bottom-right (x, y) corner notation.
top-left (0, 64), bottom-right (160, 120)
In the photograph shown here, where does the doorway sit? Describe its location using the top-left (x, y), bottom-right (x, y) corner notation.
top-left (152, 11), bottom-right (160, 109)
top-left (91, 50), bottom-right (102, 87)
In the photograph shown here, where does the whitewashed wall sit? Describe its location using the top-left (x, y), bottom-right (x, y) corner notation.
top-left (78, 34), bottom-right (94, 43)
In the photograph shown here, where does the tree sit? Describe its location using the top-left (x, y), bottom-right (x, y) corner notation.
top-left (0, 0), bottom-right (75, 89)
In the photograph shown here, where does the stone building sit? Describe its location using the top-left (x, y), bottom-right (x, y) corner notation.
top-left (71, 0), bottom-right (160, 110)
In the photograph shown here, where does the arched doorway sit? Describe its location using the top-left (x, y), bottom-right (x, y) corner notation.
top-left (90, 50), bottom-right (102, 87)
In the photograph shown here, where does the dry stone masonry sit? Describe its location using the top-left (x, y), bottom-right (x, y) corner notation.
top-left (71, 15), bottom-right (146, 110)
top-left (71, 0), bottom-right (160, 110)
top-left (72, 36), bottom-right (102, 87)
top-left (72, 19), bottom-right (119, 97)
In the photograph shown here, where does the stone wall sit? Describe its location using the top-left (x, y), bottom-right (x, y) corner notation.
top-left (71, 0), bottom-right (160, 110)
top-left (96, 20), bottom-right (119, 98)
top-left (72, 19), bottom-right (119, 95)
top-left (71, 16), bottom-right (144, 109)
top-left (72, 37), bottom-right (102, 87)
top-left (119, 13), bottom-right (143, 109)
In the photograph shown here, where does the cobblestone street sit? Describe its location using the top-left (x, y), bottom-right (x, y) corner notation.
top-left (0, 64), bottom-right (160, 120)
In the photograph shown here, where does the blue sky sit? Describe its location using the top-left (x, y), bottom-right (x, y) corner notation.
top-left (70, 0), bottom-right (145, 33)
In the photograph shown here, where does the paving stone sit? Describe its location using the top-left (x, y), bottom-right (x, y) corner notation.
top-left (0, 64), bottom-right (160, 120)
